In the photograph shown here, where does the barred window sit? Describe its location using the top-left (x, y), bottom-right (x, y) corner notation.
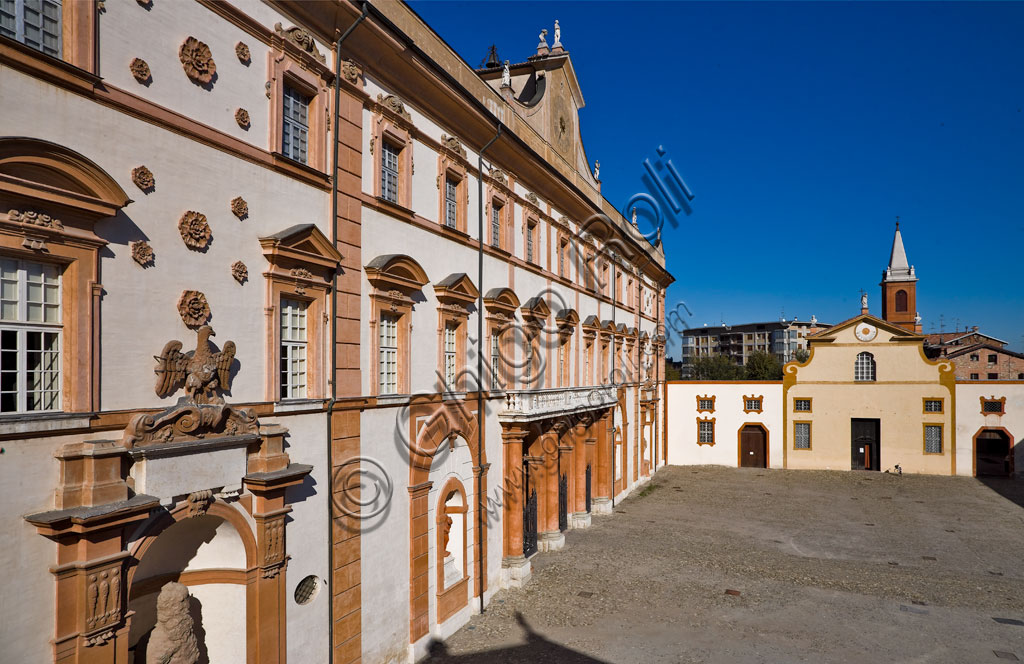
top-left (378, 313), bottom-right (398, 394)
top-left (854, 351), bottom-right (876, 381)
top-left (491, 204), bottom-right (501, 247)
top-left (381, 141), bottom-right (399, 204)
top-left (970, 373), bottom-right (979, 380)
top-left (526, 222), bottom-right (535, 262)
top-left (0, 0), bottom-right (62, 58)
top-left (982, 399), bottom-right (1005, 414)
top-left (698, 420), bottom-right (714, 444)
top-left (279, 299), bottom-right (307, 399)
top-left (490, 333), bottom-right (501, 388)
top-left (282, 85), bottom-right (310, 164)
top-left (924, 424), bottom-right (942, 454)
top-left (443, 323), bottom-right (457, 387)
top-left (444, 177), bottom-right (457, 228)
top-left (558, 240), bottom-right (566, 277)
top-left (794, 422), bottom-right (811, 449)
top-left (924, 399), bottom-right (943, 413)
top-left (698, 398), bottom-right (714, 411)
top-left (744, 398), bottom-right (762, 411)
top-left (0, 258), bottom-right (61, 413)
top-left (794, 399), bottom-right (811, 412)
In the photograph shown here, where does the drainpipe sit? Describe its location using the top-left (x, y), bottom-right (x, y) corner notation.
top-left (327, 3), bottom-right (368, 660)
top-left (476, 124), bottom-right (501, 614)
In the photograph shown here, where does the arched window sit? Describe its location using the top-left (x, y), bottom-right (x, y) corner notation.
top-left (895, 289), bottom-right (908, 312)
top-left (855, 352), bottom-right (876, 381)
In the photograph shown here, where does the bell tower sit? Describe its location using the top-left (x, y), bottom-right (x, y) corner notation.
top-left (880, 219), bottom-right (920, 332)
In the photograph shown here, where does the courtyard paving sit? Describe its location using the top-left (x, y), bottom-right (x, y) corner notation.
top-left (426, 465), bottom-right (1024, 663)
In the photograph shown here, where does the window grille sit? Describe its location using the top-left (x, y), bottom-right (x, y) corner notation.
top-left (491, 204), bottom-right (501, 246)
top-left (745, 398), bottom-right (762, 411)
top-left (1, 0), bottom-right (61, 58)
top-left (526, 224), bottom-right (534, 262)
top-left (854, 351), bottom-right (876, 381)
top-left (698, 398), bottom-right (714, 411)
top-left (982, 399), bottom-right (1004, 414)
top-left (381, 141), bottom-right (399, 203)
top-left (378, 313), bottom-right (398, 394)
top-left (443, 323), bottom-right (457, 387)
top-left (795, 422), bottom-right (811, 449)
top-left (282, 85), bottom-right (310, 164)
top-left (0, 258), bottom-right (61, 413)
top-left (444, 178), bottom-right (457, 228)
top-left (490, 333), bottom-right (500, 387)
top-left (698, 420), bottom-right (714, 444)
top-left (924, 425), bottom-right (942, 453)
top-left (924, 399), bottom-right (943, 413)
top-left (794, 399), bottom-right (811, 412)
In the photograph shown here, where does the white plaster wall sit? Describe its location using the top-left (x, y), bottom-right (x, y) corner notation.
top-left (190, 583), bottom-right (247, 664)
top-left (99, 0), bottom-right (278, 151)
top-left (667, 382), bottom-right (784, 468)
top-left (954, 383), bottom-right (1024, 477)
top-left (0, 68), bottom-right (330, 410)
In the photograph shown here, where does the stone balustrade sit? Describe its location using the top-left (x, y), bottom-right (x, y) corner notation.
top-left (498, 385), bottom-right (617, 422)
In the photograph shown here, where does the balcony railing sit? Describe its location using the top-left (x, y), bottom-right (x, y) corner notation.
top-left (499, 385), bottom-right (617, 422)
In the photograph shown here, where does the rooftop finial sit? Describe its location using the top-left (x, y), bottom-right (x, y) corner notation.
top-left (896, 215), bottom-right (900, 230)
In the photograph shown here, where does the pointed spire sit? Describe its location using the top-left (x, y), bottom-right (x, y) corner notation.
top-left (885, 217), bottom-right (914, 281)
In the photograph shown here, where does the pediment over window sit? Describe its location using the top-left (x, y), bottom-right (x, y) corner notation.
top-left (639, 330), bottom-right (650, 341)
top-left (600, 319), bottom-right (616, 334)
top-left (521, 296), bottom-right (550, 323)
top-left (434, 273), bottom-right (479, 307)
top-left (260, 224), bottom-right (342, 285)
top-left (483, 287), bottom-right (521, 316)
top-left (0, 137), bottom-right (131, 227)
top-left (582, 315), bottom-right (601, 331)
top-left (555, 308), bottom-right (579, 328)
top-left (364, 253), bottom-right (429, 294)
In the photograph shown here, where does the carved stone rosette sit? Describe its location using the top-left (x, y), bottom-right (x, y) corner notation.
top-left (231, 196), bottom-right (248, 219)
top-left (177, 290), bottom-right (210, 328)
top-left (342, 58), bottom-right (362, 84)
top-left (179, 36), bottom-right (216, 84)
top-left (377, 93), bottom-right (411, 121)
top-left (132, 165), bottom-right (155, 191)
top-left (178, 211), bottom-right (211, 250)
top-left (129, 57), bottom-right (151, 83)
top-left (235, 108), bottom-right (250, 129)
top-left (231, 260), bottom-right (248, 284)
top-left (235, 41), bottom-right (251, 64)
top-left (131, 240), bottom-right (154, 266)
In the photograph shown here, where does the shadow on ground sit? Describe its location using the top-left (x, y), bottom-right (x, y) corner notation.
top-left (979, 476), bottom-right (1024, 510)
top-left (424, 613), bottom-right (607, 663)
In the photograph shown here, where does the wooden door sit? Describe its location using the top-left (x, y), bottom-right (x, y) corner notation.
top-left (851, 419), bottom-right (880, 471)
top-left (740, 425), bottom-right (767, 468)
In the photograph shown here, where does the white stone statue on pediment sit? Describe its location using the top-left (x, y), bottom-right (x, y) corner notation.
top-left (553, 20), bottom-right (562, 48)
top-left (501, 60), bottom-right (511, 87)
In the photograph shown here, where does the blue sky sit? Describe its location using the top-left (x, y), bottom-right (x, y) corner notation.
top-left (409, 1), bottom-right (1024, 355)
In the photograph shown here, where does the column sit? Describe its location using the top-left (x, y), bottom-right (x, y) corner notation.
top-left (591, 409), bottom-right (613, 514)
top-left (537, 427), bottom-right (565, 551)
top-left (500, 425), bottom-right (531, 589)
top-left (572, 417), bottom-right (592, 528)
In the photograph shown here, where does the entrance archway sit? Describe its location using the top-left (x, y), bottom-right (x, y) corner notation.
top-left (738, 424), bottom-right (768, 468)
top-left (975, 428), bottom-right (1014, 477)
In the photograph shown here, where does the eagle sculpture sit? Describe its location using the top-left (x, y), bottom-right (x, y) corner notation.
top-left (154, 325), bottom-right (236, 404)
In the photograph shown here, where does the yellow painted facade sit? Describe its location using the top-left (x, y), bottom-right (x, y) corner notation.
top-left (783, 314), bottom-right (956, 475)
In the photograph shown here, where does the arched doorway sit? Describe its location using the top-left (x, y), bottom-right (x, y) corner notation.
top-left (975, 429), bottom-right (1014, 477)
top-left (738, 424), bottom-right (768, 468)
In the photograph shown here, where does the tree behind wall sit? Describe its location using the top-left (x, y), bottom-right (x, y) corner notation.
top-left (691, 354), bottom-right (745, 380)
top-left (745, 350), bottom-right (783, 380)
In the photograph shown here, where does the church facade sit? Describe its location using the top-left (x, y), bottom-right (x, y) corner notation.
top-left (668, 225), bottom-right (1022, 477)
top-left (0, 2), bottom-right (670, 663)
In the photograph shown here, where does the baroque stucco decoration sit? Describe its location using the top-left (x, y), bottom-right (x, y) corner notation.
top-left (231, 260), bottom-right (248, 283)
top-left (131, 240), bottom-right (154, 266)
top-left (146, 582), bottom-right (200, 664)
top-left (490, 168), bottom-right (507, 185)
top-left (230, 196), bottom-right (248, 219)
top-left (129, 57), bottom-right (151, 83)
top-left (179, 36), bottom-right (216, 84)
top-left (526, 191), bottom-right (539, 206)
top-left (274, 22), bottom-right (325, 63)
top-left (7, 207), bottom-right (64, 230)
top-left (235, 108), bottom-right (250, 129)
top-left (176, 290), bottom-right (211, 328)
top-left (342, 58), bottom-right (362, 84)
top-left (132, 165), bottom-right (155, 191)
top-left (377, 93), bottom-right (411, 121)
top-left (178, 210), bottom-right (211, 250)
top-left (235, 41), bottom-right (250, 64)
top-left (440, 134), bottom-right (466, 158)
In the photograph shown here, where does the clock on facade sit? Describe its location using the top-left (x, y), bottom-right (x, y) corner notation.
top-left (855, 323), bottom-right (878, 342)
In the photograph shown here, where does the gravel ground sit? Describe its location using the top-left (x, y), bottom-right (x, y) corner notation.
top-left (426, 466), bottom-right (1024, 663)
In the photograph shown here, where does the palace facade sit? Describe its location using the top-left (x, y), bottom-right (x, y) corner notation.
top-left (0, 2), bottom-right (670, 663)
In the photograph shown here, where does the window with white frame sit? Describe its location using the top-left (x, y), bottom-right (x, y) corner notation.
top-left (378, 313), bottom-right (398, 394)
top-left (698, 419), bottom-right (714, 444)
top-left (443, 322), bottom-right (457, 387)
top-left (381, 141), bottom-right (399, 204)
top-left (444, 177), bottom-right (457, 228)
top-left (490, 333), bottom-right (500, 388)
top-left (854, 351), bottom-right (876, 382)
top-left (0, 0), bottom-right (61, 58)
top-left (0, 258), bottom-right (61, 413)
top-left (924, 424), bottom-right (942, 453)
top-left (491, 204), bottom-right (501, 247)
top-left (279, 298), bottom-right (307, 399)
top-left (282, 85), bottom-right (311, 164)
top-left (794, 422), bottom-right (811, 449)
top-left (744, 398), bottom-right (762, 411)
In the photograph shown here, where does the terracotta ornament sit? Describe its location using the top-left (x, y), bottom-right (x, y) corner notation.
top-left (235, 41), bottom-right (250, 64)
top-left (179, 36), bottom-right (216, 84)
top-left (7, 208), bottom-right (63, 230)
top-left (129, 57), bottom-right (151, 83)
top-left (274, 23), bottom-right (325, 63)
top-left (132, 165), bottom-right (155, 191)
top-left (155, 323), bottom-right (236, 403)
top-left (230, 196), bottom-right (248, 219)
top-left (231, 260), bottom-right (247, 283)
top-left (235, 108), bottom-right (250, 129)
top-left (131, 240), bottom-right (154, 266)
top-left (342, 59), bottom-right (362, 84)
top-left (175, 290), bottom-right (211, 329)
top-left (178, 211), bottom-right (211, 250)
